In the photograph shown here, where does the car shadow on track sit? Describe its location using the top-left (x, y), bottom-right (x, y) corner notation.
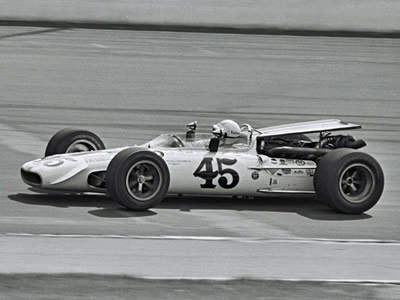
top-left (8, 193), bottom-right (371, 221)
top-left (158, 195), bottom-right (372, 221)
top-left (7, 193), bottom-right (155, 218)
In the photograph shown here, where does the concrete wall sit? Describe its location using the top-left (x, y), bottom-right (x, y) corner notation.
top-left (1, 0), bottom-right (400, 32)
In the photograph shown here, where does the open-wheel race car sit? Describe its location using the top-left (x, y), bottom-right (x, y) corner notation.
top-left (21, 119), bottom-right (384, 214)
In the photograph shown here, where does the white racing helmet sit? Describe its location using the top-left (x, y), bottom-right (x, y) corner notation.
top-left (212, 120), bottom-right (241, 139)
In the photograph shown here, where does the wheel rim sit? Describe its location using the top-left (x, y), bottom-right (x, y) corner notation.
top-left (66, 139), bottom-right (98, 153)
top-left (126, 160), bottom-right (162, 202)
top-left (339, 163), bottom-right (375, 204)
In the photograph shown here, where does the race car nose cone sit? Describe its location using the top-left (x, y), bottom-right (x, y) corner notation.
top-left (21, 169), bottom-right (42, 187)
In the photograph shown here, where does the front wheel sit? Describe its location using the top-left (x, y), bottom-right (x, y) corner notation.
top-left (314, 149), bottom-right (384, 214)
top-left (106, 149), bottom-right (170, 210)
top-left (45, 128), bottom-right (105, 156)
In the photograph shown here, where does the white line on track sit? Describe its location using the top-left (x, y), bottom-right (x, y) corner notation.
top-left (3, 233), bottom-right (399, 284)
top-left (5, 233), bottom-right (400, 245)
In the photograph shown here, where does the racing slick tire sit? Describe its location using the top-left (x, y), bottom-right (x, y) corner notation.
top-left (106, 149), bottom-right (170, 210)
top-left (314, 149), bottom-right (384, 214)
top-left (45, 128), bottom-right (105, 157)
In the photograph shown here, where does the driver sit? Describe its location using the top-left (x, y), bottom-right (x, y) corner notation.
top-left (186, 119), bottom-right (247, 149)
top-left (212, 120), bottom-right (242, 146)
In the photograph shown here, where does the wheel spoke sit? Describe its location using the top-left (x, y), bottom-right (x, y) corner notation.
top-left (138, 182), bottom-right (143, 193)
top-left (128, 172), bottom-right (138, 187)
top-left (143, 181), bottom-right (153, 188)
top-left (138, 165), bottom-right (145, 176)
top-left (349, 183), bottom-right (358, 194)
top-left (350, 170), bottom-right (359, 179)
top-left (142, 164), bottom-right (150, 174)
top-left (342, 184), bottom-right (350, 195)
top-left (129, 180), bottom-right (138, 190)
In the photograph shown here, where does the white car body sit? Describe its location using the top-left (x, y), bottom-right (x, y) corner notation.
top-left (21, 119), bottom-right (361, 197)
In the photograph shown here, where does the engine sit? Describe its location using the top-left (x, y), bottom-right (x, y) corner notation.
top-left (318, 134), bottom-right (366, 150)
top-left (257, 133), bottom-right (366, 161)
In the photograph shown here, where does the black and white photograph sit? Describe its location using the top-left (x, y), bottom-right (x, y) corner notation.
top-left (1, 0), bottom-right (399, 299)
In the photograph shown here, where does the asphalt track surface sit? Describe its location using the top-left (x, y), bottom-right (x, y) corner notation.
top-left (1, 27), bottom-right (400, 298)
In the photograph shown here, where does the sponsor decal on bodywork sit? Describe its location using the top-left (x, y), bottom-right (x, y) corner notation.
top-left (266, 168), bottom-right (279, 175)
top-left (266, 168), bottom-right (312, 176)
top-left (271, 159), bottom-right (278, 165)
top-left (293, 170), bottom-right (305, 175)
top-left (84, 155), bottom-right (112, 163)
top-left (269, 178), bottom-right (278, 185)
top-left (166, 159), bottom-right (191, 166)
top-left (251, 171), bottom-right (260, 180)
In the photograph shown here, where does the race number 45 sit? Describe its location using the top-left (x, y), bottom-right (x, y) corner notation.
top-left (193, 158), bottom-right (239, 189)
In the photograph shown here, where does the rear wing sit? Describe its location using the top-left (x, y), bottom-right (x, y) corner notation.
top-left (257, 119), bottom-right (362, 138)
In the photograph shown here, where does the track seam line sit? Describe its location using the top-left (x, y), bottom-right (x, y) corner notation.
top-left (140, 277), bottom-right (400, 285)
top-left (0, 273), bottom-right (399, 285)
top-left (4, 233), bottom-right (400, 245)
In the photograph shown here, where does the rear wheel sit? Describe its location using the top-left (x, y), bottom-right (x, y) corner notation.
top-left (106, 149), bottom-right (170, 210)
top-left (314, 149), bottom-right (384, 214)
top-left (45, 128), bottom-right (105, 156)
